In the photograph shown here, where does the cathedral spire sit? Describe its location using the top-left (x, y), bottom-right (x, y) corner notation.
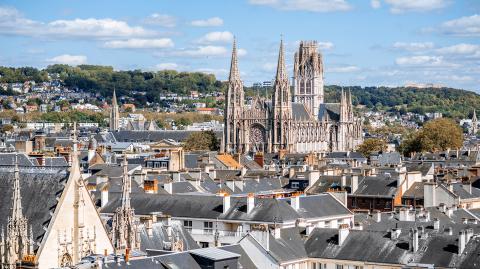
top-left (110, 87), bottom-right (120, 131)
top-left (473, 109), bottom-right (477, 122)
top-left (275, 38), bottom-right (287, 82)
top-left (229, 37), bottom-right (240, 82)
top-left (11, 154), bottom-right (23, 224)
top-left (111, 154), bottom-right (139, 254)
top-left (121, 154), bottom-right (131, 210)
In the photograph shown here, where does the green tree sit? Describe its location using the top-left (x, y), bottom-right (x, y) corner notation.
top-left (183, 130), bottom-right (220, 151)
top-left (1, 124), bottom-right (14, 133)
top-left (357, 138), bottom-right (387, 157)
top-left (400, 118), bottom-right (463, 155)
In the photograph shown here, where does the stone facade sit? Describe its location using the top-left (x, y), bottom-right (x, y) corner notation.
top-left (223, 39), bottom-right (363, 154)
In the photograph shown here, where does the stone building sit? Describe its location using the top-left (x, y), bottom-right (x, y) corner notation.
top-left (223, 39), bottom-right (363, 154)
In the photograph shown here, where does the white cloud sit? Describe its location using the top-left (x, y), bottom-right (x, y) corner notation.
top-left (436, 43), bottom-right (479, 55)
top-left (190, 17), bottom-right (223, 27)
top-left (104, 38), bottom-right (174, 49)
top-left (144, 13), bottom-right (176, 28)
top-left (262, 62), bottom-right (277, 71)
top-left (327, 65), bottom-right (360, 73)
top-left (47, 54), bottom-right (87, 65)
top-left (318, 42), bottom-right (334, 50)
top-left (371, 0), bottom-right (381, 9)
top-left (155, 63), bottom-right (179, 70)
top-left (438, 14), bottom-right (480, 37)
top-left (173, 45), bottom-right (247, 57)
top-left (177, 46), bottom-right (228, 57)
top-left (238, 48), bottom-right (248, 56)
top-left (384, 0), bottom-right (450, 13)
top-left (393, 42), bottom-right (434, 51)
top-left (395, 55), bottom-right (457, 67)
top-left (0, 6), bottom-right (153, 38)
top-left (197, 31), bottom-right (233, 44)
top-left (248, 0), bottom-right (352, 12)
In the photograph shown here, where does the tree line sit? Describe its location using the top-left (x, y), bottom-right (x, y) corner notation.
top-left (1, 65), bottom-right (479, 118)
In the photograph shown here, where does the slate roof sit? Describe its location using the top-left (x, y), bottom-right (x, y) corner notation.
top-left (325, 151), bottom-right (366, 160)
top-left (305, 228), bottom-right (412, 265)
top-left (0, 168), bottom-right (69, 252)
top-left (0, 153), bottom-right (37, 167)
top-left (402, 182), bottom-right (425, 199)
top-left (352, 175), bottom-right (397, 198)
top-left (138, 221), bottom-right (199, 252)
top-left (318, 103), bottom-right (340, 121)
top-left (101, 193), bottom-right (349, 224)
top-left (280, 194), bottom-right (352, 219)
top-left (218, 244), bottom-right (258, 269)
top-left (291, 103), bottom-right (311, 120)
top-left (269, 227), bottom-right (309, 262)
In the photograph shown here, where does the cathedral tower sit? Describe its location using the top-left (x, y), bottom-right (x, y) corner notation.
top-left (293, 41), bottom-right (324, 118)
top-left (109, 88), bottom-right (120, 131)
top-left (272, 39), bottom-right (292, 152)
top-left (224, 38), bottom-right (245, 153)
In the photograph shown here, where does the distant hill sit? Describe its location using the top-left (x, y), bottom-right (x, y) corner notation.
top-left (1, 65), bottom-right (478, 118)
top-left (324, 85), bottom-right (479, 119)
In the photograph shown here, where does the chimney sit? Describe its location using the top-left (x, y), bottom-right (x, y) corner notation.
top-left (433, 218), bottom-right (440, 231)
top-left (410, 228), bottom-right (419, 252)
top-left (425, 211), bottom-right (431, 222)
top-left (222, 193), bottom-right (231, 214)
top-left (466, 228), bottom-right (474, 244)
top-left (172, 172), bottom-right (181, 182)
top-left (146, 218), bottom-right (153, 237)
top-left (463, 182), bottom-right (472, 194)
top-left (341, 175), bottom-right (346, 188)
top-left (399, 208), bottom-right (408, 221)
top-left (247, 193), bottom-right (255, 214)
top-left (165, 215), bottom-right (172, 237)
top-left (390, 228), bottom-right (401, 240)
top-left (338, 224), bottom-right (349, 246)
top-left (291, 194), bottom-right (300, 210)
top-left (306, 225), bottom-right (315, 236)
top-left (125, 248), bottom-right (130, 263)
top-left (373, 210), bottom-right (381, 222)
top-left (101, 187), bottom-right (109, 207)
top-left (273, 226), bottom-right (281, 239)
top-left (446, 207), bottom-right (453, 218)
top-left (440, 203), bottom-right (447, 213)
top-left (164, 181), bottom-right (173, 194)
top-left (351, 174), bottom-right (359, 193)
top-left (459, 230), bottom-right (466, 255)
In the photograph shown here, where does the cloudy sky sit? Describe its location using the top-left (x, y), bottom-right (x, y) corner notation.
top-left (0, 0), bottom-right (479, 91)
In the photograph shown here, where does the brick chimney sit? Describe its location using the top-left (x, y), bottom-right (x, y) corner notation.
top-left (247, 193), bottom-right (255, 214)
top-left (338, 224), bottom-right (349, 246)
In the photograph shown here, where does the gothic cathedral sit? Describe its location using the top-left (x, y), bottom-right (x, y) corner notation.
top-left (223, 39), bottom-right (363, 154)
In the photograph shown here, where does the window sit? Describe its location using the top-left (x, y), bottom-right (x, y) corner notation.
top-left (184, 220), bottom-right (192, 231)
top-left (336, 265), bottom-right (343, 269)
top-left (204, 221), bottom-right (213, 234)
top-left (291, 182), bottom-right (299, 188)
top-left (200, 242), bottom-right (209, 248)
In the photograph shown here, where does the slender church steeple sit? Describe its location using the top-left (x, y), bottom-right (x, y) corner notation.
top-left (109, 88), bottom-right (120, 131)
top-left (111, 155), bottom-right (139, 254)
top-left (472, 109), bottom-right (478, 135)
top-left (1, 155), bottom-right (33, 269)
top-left (223, 37), bottom-right (245, 153)
top-left (272, 38), bottom-right (292, 152)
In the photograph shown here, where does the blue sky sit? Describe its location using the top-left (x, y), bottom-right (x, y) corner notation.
top-left (0, 0), bottom-right (479, 91)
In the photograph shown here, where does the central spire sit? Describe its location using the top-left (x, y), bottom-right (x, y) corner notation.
top-left (12, 154), bottom-right (23, 221)
top-left (229, 37), bottom-right (240, 82)
top-left (275, 38), bottom-right (287, 82)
